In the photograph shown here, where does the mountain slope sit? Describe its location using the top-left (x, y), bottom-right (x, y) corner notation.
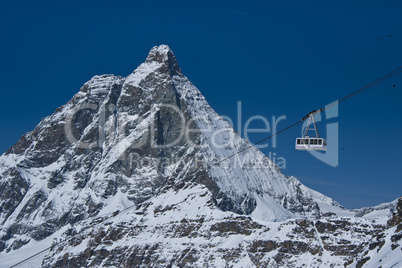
top-left (0, 45), bottom-right (342, 250)
top-left (1, 45), bottom-right (398, 267)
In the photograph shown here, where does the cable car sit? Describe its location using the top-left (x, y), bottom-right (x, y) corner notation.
top-left (295, 137), bottom-right (327, 151)
top-left (295, 109), bottom-right (327, 151)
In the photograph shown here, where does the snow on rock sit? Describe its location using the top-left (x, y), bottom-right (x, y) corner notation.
top-left (0, 45), bottom-right (400, 267)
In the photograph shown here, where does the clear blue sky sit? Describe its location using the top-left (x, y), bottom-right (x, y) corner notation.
top-left (1, 0), bottom-right (401, 209)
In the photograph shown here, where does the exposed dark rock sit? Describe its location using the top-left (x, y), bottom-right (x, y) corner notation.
top-left (356, 256), bottom-right (370, 268)
top-left (1, 45), bottom-right (400, 267)
top-left (388, 197), bottom-right (402, 227)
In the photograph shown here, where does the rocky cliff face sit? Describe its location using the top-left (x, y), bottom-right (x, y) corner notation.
top-left (39, 190), bottom-right (402, 268)
top-left (0, 45), bottom-right (400, 267)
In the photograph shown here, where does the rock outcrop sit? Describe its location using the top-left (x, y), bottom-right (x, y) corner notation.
top-left (0, 45), bottom-right (400, 267)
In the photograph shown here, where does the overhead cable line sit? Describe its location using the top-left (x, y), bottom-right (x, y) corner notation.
top-left (217, 66), bottom-right (402, 164)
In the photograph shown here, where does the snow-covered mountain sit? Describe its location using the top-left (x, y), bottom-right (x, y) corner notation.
top-left (0, 45), bottom-right (400, 267)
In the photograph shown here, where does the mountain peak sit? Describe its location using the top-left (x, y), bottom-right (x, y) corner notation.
top-left (145, 45), bottom-right (182, 75)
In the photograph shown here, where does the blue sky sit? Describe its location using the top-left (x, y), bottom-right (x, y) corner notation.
top-left (0, 0), bottom-right (401, 209)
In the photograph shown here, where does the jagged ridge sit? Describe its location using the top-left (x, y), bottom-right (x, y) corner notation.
top-left (1, 45), bottom-right (399, 267)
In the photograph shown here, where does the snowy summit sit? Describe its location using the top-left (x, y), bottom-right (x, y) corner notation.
top-left (0, 45), bottom-right (401, 267)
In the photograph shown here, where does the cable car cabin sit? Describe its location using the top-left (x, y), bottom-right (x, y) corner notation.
top-left (295, 137), bottom-right (327, 151)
